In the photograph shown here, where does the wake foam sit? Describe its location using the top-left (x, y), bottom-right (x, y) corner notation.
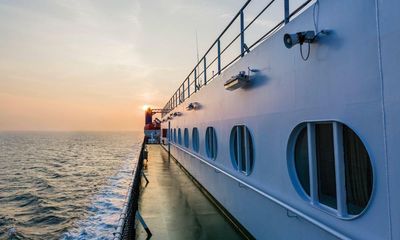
top-left (62, 148), bottom-right (140, 240)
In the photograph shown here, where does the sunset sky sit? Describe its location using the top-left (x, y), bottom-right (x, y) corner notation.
top-left (0, 0), bottom-right (302, 131)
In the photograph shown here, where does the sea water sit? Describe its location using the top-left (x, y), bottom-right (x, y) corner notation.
top-left (0, 132), bottom-right (143, 239)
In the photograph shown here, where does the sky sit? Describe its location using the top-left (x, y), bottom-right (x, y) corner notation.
top-left (0, 0), bottom-right (304, 131)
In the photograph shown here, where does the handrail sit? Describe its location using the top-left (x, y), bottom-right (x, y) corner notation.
top-left (113, 142), bottom-right (145, 239)
top-left (162, 0), bottom-right (314, 116)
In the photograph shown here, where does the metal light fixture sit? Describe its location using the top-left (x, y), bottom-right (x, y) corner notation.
top-left (186, 102), bottom-right (201, 111)
top-left (283, 31), bottom-right (316, 49)
top-left (224, 71), bottom-right (250, 91)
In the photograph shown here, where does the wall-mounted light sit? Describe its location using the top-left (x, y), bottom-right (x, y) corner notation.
top-left (283, 31), bottom-right (315, 49)
top-left (224, 71), bottom-right (250, 91)
top-left (284, 30), bottom-right (329, 61)
top-left (186, 102), bottom-right (201, 111)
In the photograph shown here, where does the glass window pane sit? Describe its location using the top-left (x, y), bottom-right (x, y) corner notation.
top-left (192, 128), bottom-right (199, 152)
top-left (230, 125), bottom-right (254, 174)
top-left (316, 124), bottom-right (337, 209)
top-left (178, 129), bottom-right (182, 145)
top-left (343, 126), bottom-right (373, 215)
top-left (184, 128), bottom-right (189, 148)
top-left (174, 129), bottom-right (177, 142)
top-left (205, 127), bottom-right (217, 159)
top-left (295, 127), bottom-right (310, 195)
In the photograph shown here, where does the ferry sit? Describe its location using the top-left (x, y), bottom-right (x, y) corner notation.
top-left (122, 0), bottom-right (400, 239)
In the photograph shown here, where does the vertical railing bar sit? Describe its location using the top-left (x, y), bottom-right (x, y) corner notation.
top-left (307, 123), bottom-right (318, 204)
top-left (187, 78), bottom-right (190, 97)
top-left (180, 85), bottom-right (182, 102)
top-left (203, 57), bottom-right (207, 85)
top-left (178, 88), bottom-right (180, 104)
top-left (194, 68), bottom-right (198, 92)
top-left (240, 10), bottom-right (245, 57)
top-left (217, 39), bottom-right (221, 74)
top-left (333, 122), bottom-right (347, 217)
top-left (284, 0), bottom-right (290, 24)
top-left (181, 84), bottom-right (185, 102)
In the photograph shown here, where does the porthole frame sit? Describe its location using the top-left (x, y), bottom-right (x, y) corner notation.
top-left (287, 121), bottom-right (375, 220)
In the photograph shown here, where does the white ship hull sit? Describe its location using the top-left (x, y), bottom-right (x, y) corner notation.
top-left (161, 0), bottom-right (400, 239)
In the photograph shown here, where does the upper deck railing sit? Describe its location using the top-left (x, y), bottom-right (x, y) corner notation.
top-left (162, 0), bottom-right (313, 117)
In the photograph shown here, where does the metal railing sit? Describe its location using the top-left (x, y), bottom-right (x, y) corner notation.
top-left (113, 141), bottom-right (145, 240)
top-left (162, 0), bottom-right (313, 117)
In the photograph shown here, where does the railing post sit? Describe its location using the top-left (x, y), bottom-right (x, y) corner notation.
top-left (181, 84), bottom-right (185, 101)
top-left (187, 78), bottom-right (190, 97)
top-left (217, 39), bottom-right (221, 74)
top-left (240, 10), bottom-right (245, 57)
top-left (194, 68), bottom-right (198, 92)
top-left (284, 0), bottom-right (290, 24)
top-left (203, 57), bottom-right (207, 85)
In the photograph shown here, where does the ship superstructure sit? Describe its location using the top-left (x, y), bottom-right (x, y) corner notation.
top-left (158, 0), bottom-right (400, 239)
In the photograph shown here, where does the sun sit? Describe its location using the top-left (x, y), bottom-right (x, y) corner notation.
top-left (142, 104), bottom-right (150, 111)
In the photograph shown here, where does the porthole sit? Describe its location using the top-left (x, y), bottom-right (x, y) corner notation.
top-left (173, 129), bottom-right (177, 143)
top-left (290, 122), bottom-right (373, 218)
top-left (192, 128), bottom-right (200, 152)
top-left (230, 125), bottom-right (254, 175)
top-left (178, 128), bottom-right (182, 145)
top-left (205, 127), bottom-right (217, 160)
top-left (184, 128), bottom-right (189, 148)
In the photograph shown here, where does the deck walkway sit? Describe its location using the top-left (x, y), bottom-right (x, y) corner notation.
top-left (136, 145), bottom-right (244, 240)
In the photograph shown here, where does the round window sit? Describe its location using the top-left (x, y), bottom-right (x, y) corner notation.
top-left (192, 128), bottom-right (200, 152)
top-left (205, 127), bottom-right (217, 160)
top-left (291, 122), bottom-right (373, 217)
top-left (178, 128), bottom-right (182, 145)
top-left (230, 125), bottom-right (254, 175)
top-left (184, 128), bottom-right (189, 148)
top-left (173, 129), bottom-right (177, 143)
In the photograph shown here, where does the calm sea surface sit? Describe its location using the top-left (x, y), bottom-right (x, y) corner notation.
top-left (0, 132), bottom-right (143, 239)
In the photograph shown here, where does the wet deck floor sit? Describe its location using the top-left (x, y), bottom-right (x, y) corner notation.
top-left (136, 145), bottom-right (244, 240)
